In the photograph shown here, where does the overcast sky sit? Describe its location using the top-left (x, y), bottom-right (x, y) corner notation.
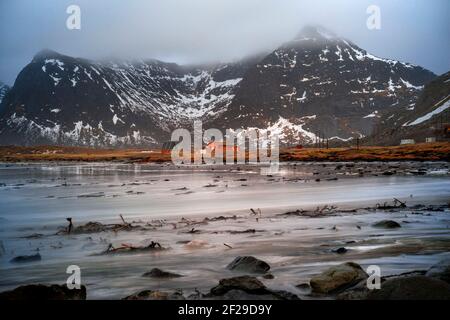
top-left (0, 0), bottom-right (449, 85)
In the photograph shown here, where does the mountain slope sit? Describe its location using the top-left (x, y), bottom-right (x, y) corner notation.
top-left (0, 50), bottom-right (252, 146)
top-left (214, 26), bottom-right (436, 144)
top-left (368, 71), bottom-right (450, 145)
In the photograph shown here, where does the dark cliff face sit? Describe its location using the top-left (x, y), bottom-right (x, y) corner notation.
top-left (0, 27), bottom-right (437, 147)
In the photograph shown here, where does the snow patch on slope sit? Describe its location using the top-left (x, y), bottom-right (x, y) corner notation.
top-left (405, 96), bottom-right (450, 126)
top-left (6, 113), bottom-right (156, 146)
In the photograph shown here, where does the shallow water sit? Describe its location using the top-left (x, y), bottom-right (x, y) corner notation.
top-left (0, 162), bottom-right (449, 299)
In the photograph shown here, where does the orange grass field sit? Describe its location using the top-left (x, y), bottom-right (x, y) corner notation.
top-left (0, 142), bottom-right (448, 163)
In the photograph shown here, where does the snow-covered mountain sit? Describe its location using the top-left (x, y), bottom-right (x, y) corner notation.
top-left (214, 26), bottom-right (436, 144)
top-left (0, 26), bottom-right (438, 147)
top-left (0, 50), bottom-right (255, 146)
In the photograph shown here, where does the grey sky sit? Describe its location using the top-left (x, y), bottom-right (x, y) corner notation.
top-left (0, 0), bottom-right (449, 85)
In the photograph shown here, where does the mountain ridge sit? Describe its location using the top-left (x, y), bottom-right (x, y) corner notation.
top-left (0, 26), bottom-right (439, 147)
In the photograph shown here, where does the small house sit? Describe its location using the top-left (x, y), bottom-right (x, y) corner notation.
top-left (400, 139), bottom-right (415, 145)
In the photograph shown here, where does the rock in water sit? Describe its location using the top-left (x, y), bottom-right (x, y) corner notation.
top-left (426, 259), bottom-right (450, 284)
top-left (226, 256), bottom-right (270, 274)
top-left (367, 276), bottom-right (450, 300)
top-left (9, 253), bottom-right (41, 264)
top-left (142, 268), bottom-right (183, 278)
top-left (210, 276), bottom-right (267, 296)
top-left (336, 279), bottom-right (370, 300)
top-left (123, 290), bottom-right (185, 300)
top-left (333, 247), bottom-right (348, 254)
top-left (372, 220), bottom-right (401, 229)
top-left (310, 262), bottom-right (368, 294)
top-left (209, 276), bottom-right (299, 300)
top-left (0, 284), bottom-right (86, 300)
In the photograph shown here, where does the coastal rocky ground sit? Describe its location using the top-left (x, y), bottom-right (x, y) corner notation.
top-left (0, 161), bottom-right (449, 299)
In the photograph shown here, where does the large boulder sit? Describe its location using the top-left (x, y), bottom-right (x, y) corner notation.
top-left (372, 220), bottom-right (401, 229)
top-left (426, 259), bottom-right (450, 284)
top-left (0, 284), bottom-right (86, 300)
top-left (367, 276), bottom-right (450, 300)
top-left (336, 279), bottom-right (370, 300)
top-left (208, 276), bottom-right (299, 300)
top-left (226, 256), bottom-right (270, 274)
top-left (217, 289), bottom-right (299, 300)
top-left (310, 262), bottom-right (368, 294)
top-left (210, 276), bottom-right (267, 296)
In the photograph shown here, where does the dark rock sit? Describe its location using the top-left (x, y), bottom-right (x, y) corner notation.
top-left (333, 247), bottom-right (348, 254)
top-left (215, 289), bottom-right (299, 300)
top-left (186, 290), bottom-right (206, 300)
top-left (10, 253), bottom-right (41, 264)
top-left (142, 268), bottom-right (183, 278)
top-left (269, 290), bottom-right (301, 300)
top-left (21, 233), bottom-right (44, 239)
top-left (77, 192), bottom-right (105, 198)
top-left (216, 289), bottom-right (272, 300)
top-left (226, 256), bottom-right (270, 274)
top-left (262, 273), bottom-right (274, 279)
top-left (228, 229), bottom-right (257, 234)
top-left (426, 259), bottom-right (450, 284)
top-left (372, 220), bottom-right (401, 229)
top-left (209, 276), bottom-right (299, 300)
top-left (296, 283), bottom-right (311, 290)
top-left (367, 276), bottom-right (450, 300)
top-left (310, 262), bottom-right (368, 294)
top-left (124, 289), bottom-right (185, 300)
top-left (0, 284), bottom-right (86, 300)
top-left (337, 279), bottom-right (370, 300)
top-left (210, 276), bottom-right (267, 296)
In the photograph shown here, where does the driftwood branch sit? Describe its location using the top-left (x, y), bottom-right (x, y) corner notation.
top-left (250, 208), bottom-right (262, 217)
